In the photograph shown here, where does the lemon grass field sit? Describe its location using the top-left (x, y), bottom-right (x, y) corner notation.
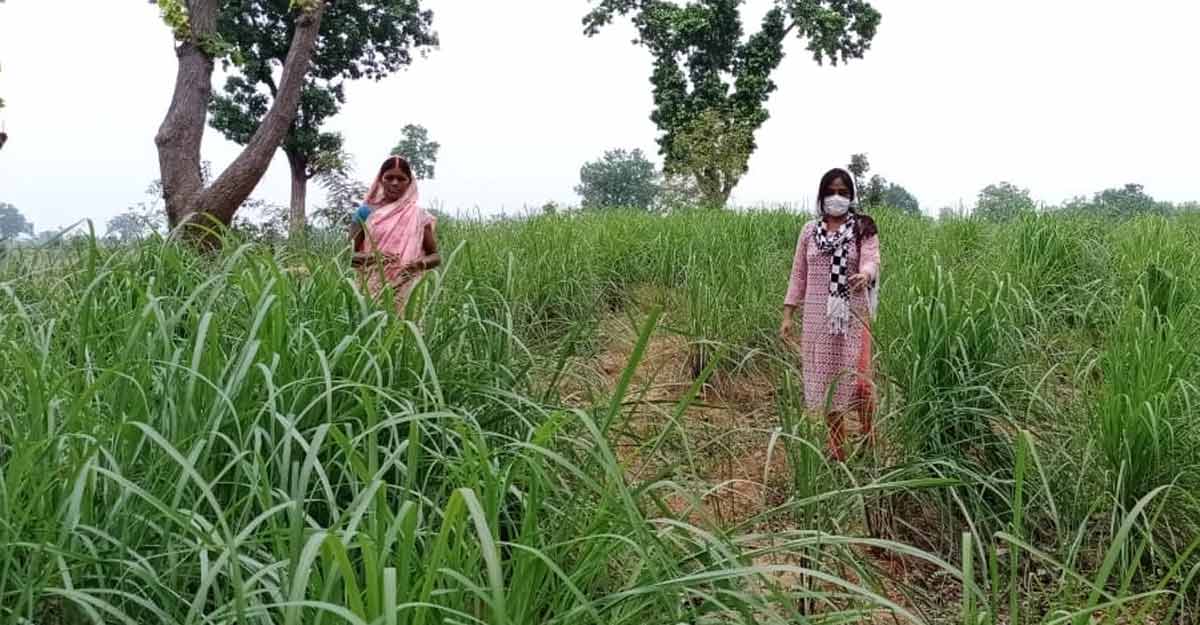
top-left (2, 208), bottom-right (1198, 624)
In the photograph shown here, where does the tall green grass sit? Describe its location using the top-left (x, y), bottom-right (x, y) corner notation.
top-left (2, 207), bottom-right (1198, 623)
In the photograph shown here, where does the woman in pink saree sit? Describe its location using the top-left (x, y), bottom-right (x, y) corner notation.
top-left (350, 156), bottom-right (441, 315)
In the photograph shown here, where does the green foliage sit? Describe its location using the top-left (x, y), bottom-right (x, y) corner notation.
top-left (4, 208), bottom-right (1200, 621)
top-left (0, 232), bottom-right (931, 625)
top-left (391, 124), bottom-right (440, 180)
top-left (575, 148), bottom-right (661, 210)
top-left (209, 0), bottom-right (437, 221)
top-left (156, 0), bottom-right (191, 41)
top-left (1096, 283), bottom-right (1198, 509)
top-left (885, 267), bottom-right (1011, 468)
top-left (584, 0), bottom-right (881, 207)
top-left (1063, 183), bottom-right (1172, 218)
top-left (862, 174), bottom-right (919, 214)
top-left (847, 156), bottom-right (919, 214)
top-left (314, 169), bottom-right (369, 229)
top-left (670, 109), bottom-right (755, 207)
top-left (152, 0), bottom-right (230, 57)
top-left (848, 152), bottom-right (870, 191)
top-left (306, 132), bottom-right (351, 179)
top-left (0, 202), bottom-right (33, 240)
top-left (975, 181), bottom-right (1036, 222)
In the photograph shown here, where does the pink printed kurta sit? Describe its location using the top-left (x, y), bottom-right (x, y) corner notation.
top-left (785, 221), bottom-right (881, 412)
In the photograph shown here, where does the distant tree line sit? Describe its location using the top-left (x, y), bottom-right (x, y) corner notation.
top-left (571, 149), bottom-right (1195, 222)
top-left (968, 181), bottom-right (1188, 222)
top-left (847, 153), bottom-right (920, 215)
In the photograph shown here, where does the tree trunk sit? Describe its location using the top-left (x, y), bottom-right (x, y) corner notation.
top-left (155, 0), bottom-right (218, 231)
top-left (718, 174), bottom-right (738, 208)
top-left (695, 168), bottom-right (729, 209)
top-left (286, 149), bottom-right (308, 241)
top-left (156, 0), bottom-right (327, 240)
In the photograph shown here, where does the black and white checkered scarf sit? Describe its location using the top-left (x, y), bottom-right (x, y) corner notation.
top-left (813, 216), bottom-right (857, 336)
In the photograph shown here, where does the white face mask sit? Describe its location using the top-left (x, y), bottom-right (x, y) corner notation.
top-left (824, 195), bottom-right (851, 217)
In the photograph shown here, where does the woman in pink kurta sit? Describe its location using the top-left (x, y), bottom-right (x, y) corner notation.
top-left (350, 156), bottom-right (441, 315)
top-left (781, 168), bottom-right (881, 461)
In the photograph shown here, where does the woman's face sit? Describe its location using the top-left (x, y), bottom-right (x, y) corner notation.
top-left (826, 177), bottom-right (852, 199)
top-left (381, 167), bottom-right (412, 202)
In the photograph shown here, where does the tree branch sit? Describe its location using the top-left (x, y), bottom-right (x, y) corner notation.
top-left (197, 3), bottom-right (328, 225)
top-left (782, 20), bottom-right (798, 39)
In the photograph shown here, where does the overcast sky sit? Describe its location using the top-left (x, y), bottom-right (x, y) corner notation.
top-left (1, 0), bottom-right (1198, 232)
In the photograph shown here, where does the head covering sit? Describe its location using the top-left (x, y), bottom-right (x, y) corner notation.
top-left (360, 157), bottom-right (434, 268)
top-left (357, 157), bottom-right (436, 313)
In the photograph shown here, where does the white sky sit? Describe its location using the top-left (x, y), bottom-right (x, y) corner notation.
top-left (1, 0), bottom-right (1198, 231)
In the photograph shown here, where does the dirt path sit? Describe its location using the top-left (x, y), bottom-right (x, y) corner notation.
top-left (559, 313), bottom-right (792, 526)
top-left (555, 309), bottom-right (961, 623)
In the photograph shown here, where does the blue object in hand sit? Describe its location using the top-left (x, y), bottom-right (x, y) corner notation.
top-left (355, 203), bottom-right (372, 223)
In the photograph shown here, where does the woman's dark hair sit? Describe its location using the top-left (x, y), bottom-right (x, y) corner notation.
top-left (816, 167), bottom-right (877, 239)
top-left (378, 155), bottom-right (414, 180)
top-left (817, 168), bottom-right (856, 209)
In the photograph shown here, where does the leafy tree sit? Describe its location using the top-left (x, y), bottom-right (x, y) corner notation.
top-left (391, 124), bottom-right (440, 180)
top-left (847, 155), bottom-right (921, 214)
top-left (1098, 184), bottom-right (1163, 216)
top-left (584, 0), bottom-right (881, 208)
top-left (0, 202), bottom-right (33, 240)
top-left (668, 110), bottom-right (755, 208)
top-left (848, 153), bottom-right (870, 193)
top-left (862, 175), bottom-right (919, 214)
top-left (152, 0), bottom-right (328, 242)
top-left (575, 148), bottom-right (661, 210)
top-left (1064, 183), bottom-right (1169, 218)
top-left (313, 168), bottom-right (370, 229)
top-left (209, 1), bottom-right (437, 240)
top-left (975, 182), bottom-right (1036, 222)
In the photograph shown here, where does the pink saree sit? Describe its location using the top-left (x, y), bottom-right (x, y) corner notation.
top-left (356, 174), bottom-right (436, 314)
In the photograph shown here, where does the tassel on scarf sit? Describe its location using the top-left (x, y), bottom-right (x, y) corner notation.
top-left (827, 293), bottom-right (851, 336)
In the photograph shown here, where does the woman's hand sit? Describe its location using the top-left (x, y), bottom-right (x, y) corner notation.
top-left (354, 253), bottom-right (407, 268)
top-left (780, 316), bottom-right (796, 341)
top-left (849, 273), bottom-right (871, 293)
top-left (390, 264), bottom-right (418, 288)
